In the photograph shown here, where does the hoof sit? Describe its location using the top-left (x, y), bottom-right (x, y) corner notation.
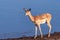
top-left (48, 34), bottom-right (50, 38)
top-left (41, 35), bottom-right (43, 38)
top-left (34, 36), bottom-right (37, 39)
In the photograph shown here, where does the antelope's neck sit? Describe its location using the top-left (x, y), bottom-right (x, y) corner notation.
top-left (28, 13), bottom-right (34, 22)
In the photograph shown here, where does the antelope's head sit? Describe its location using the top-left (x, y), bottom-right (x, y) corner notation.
top-left (23, 8), bottom-right (31, 16)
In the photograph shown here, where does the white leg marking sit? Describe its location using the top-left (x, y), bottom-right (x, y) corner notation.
top-left (34, 26), bottom-right (37, 39)
top-left (39, 26), bottom-right (43, 38)
top-left (47, 23), bottom-right (52, 37)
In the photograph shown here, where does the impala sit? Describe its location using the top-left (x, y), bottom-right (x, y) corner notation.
top-left (23, 8), bottom-right (52, 39)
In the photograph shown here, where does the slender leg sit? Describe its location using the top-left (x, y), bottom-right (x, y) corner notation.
top-left (47, 23), bottom-right (52, 37)
top-left (38, 25), bottom-right (43, 38)
top-left (34, 26), bottom-right (37, 39)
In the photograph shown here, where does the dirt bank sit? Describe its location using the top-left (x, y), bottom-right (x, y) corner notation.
top-left (1, 32), bottom-right (60, 40)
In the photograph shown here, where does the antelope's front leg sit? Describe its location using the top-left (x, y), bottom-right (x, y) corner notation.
top-left (38, 25), bottom-right (43, 38)
top-left (34, 26), bottom-right (37, 39)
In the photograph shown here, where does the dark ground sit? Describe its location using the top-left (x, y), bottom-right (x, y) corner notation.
top-left (1, 32), bottom-right (60, 40)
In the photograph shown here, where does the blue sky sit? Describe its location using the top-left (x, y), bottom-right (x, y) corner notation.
top-left (0, 0), bottom-right (60, 38)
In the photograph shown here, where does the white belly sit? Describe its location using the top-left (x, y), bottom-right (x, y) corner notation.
top-left (36, 19), bottom-right (46, 24)
top-left (40, 19), bottom-right (46, 24)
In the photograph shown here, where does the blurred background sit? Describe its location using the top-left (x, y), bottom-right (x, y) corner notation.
top-left (0, 0), bottom-right (60, 39)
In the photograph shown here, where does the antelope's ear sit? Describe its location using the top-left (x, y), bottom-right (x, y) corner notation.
top-left (23, 8), bottom-right (26, 11)
top-left (23, 8), bottom-right (27, 12)
top-left (29, 8), bottom-right (31, 11)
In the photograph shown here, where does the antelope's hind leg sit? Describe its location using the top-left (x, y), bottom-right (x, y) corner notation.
top-left (47, 22), bottom-right (52, 37)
